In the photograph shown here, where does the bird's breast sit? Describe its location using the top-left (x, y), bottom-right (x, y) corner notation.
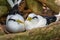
top-left (6, 21), bottom-right (25, 32)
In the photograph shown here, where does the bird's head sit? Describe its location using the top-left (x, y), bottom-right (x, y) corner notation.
top-left (8, 18), bottom-right (24, 24)
top-left (27, 13), bottom-right (38, 21)
top-left (8, 14), bottom-right (24, 24)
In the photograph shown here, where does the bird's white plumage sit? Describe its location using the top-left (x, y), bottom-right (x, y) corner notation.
top-left (10, 14), bottom-right (24, 21)
top-left (6, 14), bottom-right (25, 32)
top-left (25, 13), bottom-right (47, 30)
top-left (7, 0), bottom-right (15, 8)
top-left (14, 0), bottom-right (22, 5)
top-left (14, 0), bottom-right (18, 4)
top-left (28, 13), bottom-right (37, 17)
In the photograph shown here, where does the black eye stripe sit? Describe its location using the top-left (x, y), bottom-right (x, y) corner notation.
top-left (33, 16), bottom-right (38, 19)
top-left (8, 19), bottom-right (16, 21)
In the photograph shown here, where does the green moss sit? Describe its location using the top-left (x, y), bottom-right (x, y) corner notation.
top-left (0, 6), bottom-right (8, 17)
top-left (37, 0), bottom-right (60, 13)
top-left (26, 0), bottom-right (43, 14)
top-left (0, 0), bottom-right (7, 6)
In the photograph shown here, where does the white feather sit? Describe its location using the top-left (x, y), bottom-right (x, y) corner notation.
top-left (14, 0), bottom-right (18, 4)
top-left (7, 0), bottom-right (22, 8)
top-left (10, 14), bottom-right (24, 21)
top-left (55, 12), bottom-right (60, 21)
top-left (7, 0), bottom-right (15, 8)
top-left (14, 0), bottom-right (22, 5)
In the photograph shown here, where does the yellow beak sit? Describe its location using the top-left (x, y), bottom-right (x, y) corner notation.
top-left (16, 20), bottom-right (24, 24)
top-left (27, 17), bottom-right (32, 21)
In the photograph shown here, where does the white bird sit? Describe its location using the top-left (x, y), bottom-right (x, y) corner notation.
top-left (25, 13), bottom-right (60, 30)
top-left (25, 13), bottom-right (47, 30)
top-left (6, 0), bottom-right (25, 33)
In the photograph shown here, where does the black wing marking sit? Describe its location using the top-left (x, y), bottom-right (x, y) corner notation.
top-left (43, 16), bottom-right (57, 25)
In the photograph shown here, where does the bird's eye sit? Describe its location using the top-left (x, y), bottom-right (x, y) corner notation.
top-left (33, 16), bottom-right (38, 19)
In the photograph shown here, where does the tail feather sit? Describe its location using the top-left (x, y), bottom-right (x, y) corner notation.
top-left (15, 0), bottom-right (22, 5)
top-left (55, 12), bottom-right (60, 21)
top-left (7, 0), bottom-right (22, 8)
top-left (7, 0), bottom-right (15, 8)
top-left (58, 12), bottom-right (60, 16)
top-left (14, 0), bottom-right (18, 4)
